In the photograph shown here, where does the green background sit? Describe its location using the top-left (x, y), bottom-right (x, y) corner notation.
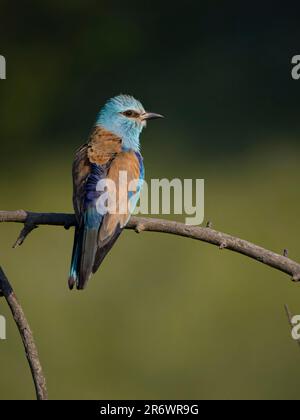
top-left (1, 1), bottom-right (300, 400)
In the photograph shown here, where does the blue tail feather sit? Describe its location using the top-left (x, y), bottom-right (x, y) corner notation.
top-left (68, 207), bottom-right (102, 290)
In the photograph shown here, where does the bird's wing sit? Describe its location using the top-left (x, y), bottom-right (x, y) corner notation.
top-left (92, 150), bottom-right (144, 273)
top-left (72, 127), bottom-right (122, 222)
top-left (72, 143), bottom-right (90, 222)
top-left (70, 127), bottom-right (122, 289)
top-left (99, 151), bottom-right (143, 241)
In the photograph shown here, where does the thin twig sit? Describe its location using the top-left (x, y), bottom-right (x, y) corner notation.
top-left (0, 267), bottom-right (48, 400)
top-left (13, 223), bottom-right (38, 248)
top-left (0, 210), bottom-right (300, 282)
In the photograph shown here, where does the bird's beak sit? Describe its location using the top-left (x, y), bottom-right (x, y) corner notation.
top-left (141, 112), bottom-right (165, 121)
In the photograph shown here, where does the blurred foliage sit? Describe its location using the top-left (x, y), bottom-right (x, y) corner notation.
top-left (1, 1), bottom-right (300, 162)
top-left (1, 1), bottom-right (300, 400)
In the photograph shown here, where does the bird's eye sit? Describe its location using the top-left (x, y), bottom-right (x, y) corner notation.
top-left (122, 110), bottom-right (138, 118)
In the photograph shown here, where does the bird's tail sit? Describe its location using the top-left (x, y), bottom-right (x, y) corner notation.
top-left (68, 226), bottom-right (82, 290)
top-left (68, 209), bottom-right (101, 290)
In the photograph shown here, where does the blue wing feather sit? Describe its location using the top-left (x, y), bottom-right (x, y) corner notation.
top-left (69, 162), bottom-right (107, 290)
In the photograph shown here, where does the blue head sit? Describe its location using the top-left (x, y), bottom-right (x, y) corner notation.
top-left (96, 94), bottom-right (164, 151)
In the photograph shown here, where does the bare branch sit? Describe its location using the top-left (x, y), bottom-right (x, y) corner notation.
top-left (0, 210), bottom-right (300, 282)
top-left (13, 223), bottom-right (38, 248)
top-left (0, 267), bottom-right (48, 400)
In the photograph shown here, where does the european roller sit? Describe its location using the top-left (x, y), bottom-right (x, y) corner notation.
top-left (69, 94), bottom-right (164, 290)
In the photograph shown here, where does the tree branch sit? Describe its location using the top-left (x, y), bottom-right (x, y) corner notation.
top-left (0, 210), bottom-right (300, 282)
top-left (0, 266), bottom-right (48, 400)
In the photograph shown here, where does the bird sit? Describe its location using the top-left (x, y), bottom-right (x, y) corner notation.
top-left (68, 94), bottom-right (164, 290)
